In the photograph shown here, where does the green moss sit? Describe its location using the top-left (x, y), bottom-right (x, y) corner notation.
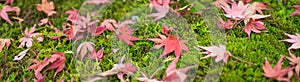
top-left (1, 0), bottom-right (300, 81)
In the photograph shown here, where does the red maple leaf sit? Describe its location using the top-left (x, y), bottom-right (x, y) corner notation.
top-left (162, 24), bottom-right (174, 34)
top-left (115, 24), bottom-right (141, 46)
top-left (149, 33), bottom-right (189, 58)
top-left (263, 56), bottom-right (293, 82)
top-left (291, 5), bottom-right (300, 16)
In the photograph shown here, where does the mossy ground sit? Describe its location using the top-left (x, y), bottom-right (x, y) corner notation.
top-left (0, 0), bottom-right (300, 82)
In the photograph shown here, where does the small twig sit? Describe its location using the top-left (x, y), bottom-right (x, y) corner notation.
top-left (230, 55), bottom-right (257, 65)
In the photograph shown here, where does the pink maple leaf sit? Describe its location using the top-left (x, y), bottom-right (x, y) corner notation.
top-left (115, 24), bottom-right (141, 46)
top-left (19, 24), bottom-right (40, 48)
top-left (27, 52), bottom-right (66, 78)
top-left (148, 0), bottom-right (170, 21)
top-left (281, 33), bottom-right (300, 50)
top-left (83, 0), bottom-right (110, 5)
top-left (253, 2), bottom-right (268, 15)
top-left (243, 19), bottom-right (267, 38)
top-left (213, 0), bottom-right (230, 9)
top-left (163, 56), bottom-right (195, 82)
top-left (34, 73), bottom-right (45, 82)
top-left (198, 45), bottom-right (231, 63)
top-left (36, 0), bottom-right (57, 16)
top-left (66, 7), bottom-right (80, 24)
top-left (88, 47), bottom-right (104, 60)
top-left (149, 33), bottom-right (189, 58)
top-left (0, 5), bottom-right (20, 25)
top-left (263, 56), bottom-right (293, 82)
top-left (221, 1), bottom-right (249, 20)
top-left (291, 5), bottom-right (300, 16)
top-left (0, 38), bottom-right (13, 52)
top-left (83, 54), bottom-right (137, 82)
top-left (45, 52), bottom-right (66, 77)
top-left (286, 51), bottom-right (300, 78)
top-left (217, 17), bottom-right (234, 30)
top-left (4, 0), bottom-right (14, 5)
top-left (77, 42), bottom-right (95, 60)
top-left (100, 19), bottom-right (117, 31)
top-left (27, 57), bottom-right (49, 81)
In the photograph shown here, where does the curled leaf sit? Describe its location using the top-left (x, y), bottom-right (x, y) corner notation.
top-left (13, 49), bottom-right (29, 61)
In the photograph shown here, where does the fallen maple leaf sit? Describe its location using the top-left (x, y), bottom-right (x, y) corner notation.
top-left (221, 1), bottom-right (249, 20)
top-left (213, 0), bottom-right (230, 9)
top-left (243, 3), bottom-right (270, 24)
top-left (46, 52), bottom-right (66, 77)
top-left (243, 19), bottom-right (267, 38)
top-left (34, 73), bottom-right (45, 82)
top-left (66, 7), bottom-right (80, 24)
top-left (88, 47), bottom-right (104, 60)
top-left (13, 49), bottom-right (29, 61)
top-left (4, 0), bottom-right (14, 5)
top-left (100, 19), bottom-right (117, 31)
top-left (217, 17), bottom-right (234, 30)
top-left (291, 5), bottom-right (300, 16)
top-left (38, 18), bottom-right (49, 26)
top-left (149, 33), bottom-right (189, 58)
top-left (0, 38), bottom-right (13, 52)
top-left (263, 56), bottom-right (293, 82)
top-left (162, 24), bottom-right (174, 34)
top-left (281, 33), bottom-right (300, 50)
top-left (36, 0), bottom-right (57, 16)
top-left (253, 2), bottom-right (268, 15)
top-left (198, 45), bottom-right (231, 63)
top-left (77, 42), bottom-right (95, 59)
top-left (0, 5), bottom-right (20, 25)
top-left (163, 56), bottom-right (195, 82)
top-left (115, 24), bottom-right (141, 46)
top-left (148, 0), bottom-right (170, 21)
top-left (83, 0), bottom-right (110, 5)
top-left (286, 51), bottom-right (300, 79)
top-left (84, 54), bottom-right (137, 82)
top-left (19, 24), bottom-right (40, 48)
top-left (27, 57), bottom-right (49, 80)
top-left (27, 52), bottom-right (66, 78)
